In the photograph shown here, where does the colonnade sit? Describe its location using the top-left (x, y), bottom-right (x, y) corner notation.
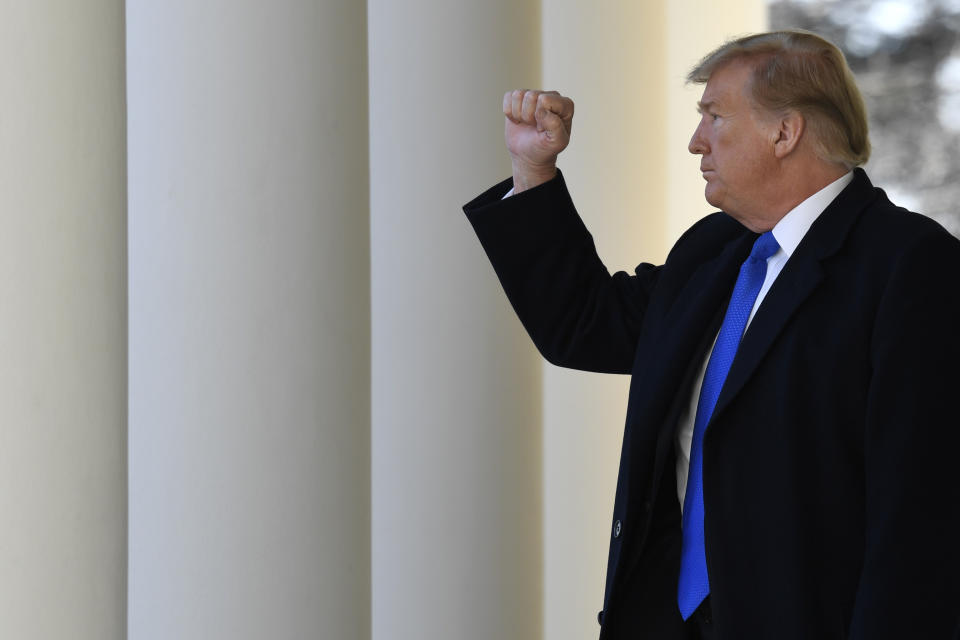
top-left (0, 1), bottom-right (761, 638)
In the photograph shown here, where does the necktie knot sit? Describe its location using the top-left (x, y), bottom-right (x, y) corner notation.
top-left (749, 231), bottom-right (780, 263)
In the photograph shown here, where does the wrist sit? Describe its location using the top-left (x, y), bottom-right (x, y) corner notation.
top-left (510, 159), bottom-right (557, 194)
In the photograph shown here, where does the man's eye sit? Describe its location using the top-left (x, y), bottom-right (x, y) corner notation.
top-left (711, 113), bottom-right (720, 121)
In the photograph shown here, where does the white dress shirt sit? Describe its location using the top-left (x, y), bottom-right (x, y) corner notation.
top-left (675, 171), bottom-right (853, 508)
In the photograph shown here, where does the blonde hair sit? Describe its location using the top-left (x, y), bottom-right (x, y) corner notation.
top-left (688, 30), bottom-right (870, 168)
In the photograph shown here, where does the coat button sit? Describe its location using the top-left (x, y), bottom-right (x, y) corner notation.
top-left (597, 610), bottom-right (604, 625)
top-left (613, 519), bottom-right (622, 538)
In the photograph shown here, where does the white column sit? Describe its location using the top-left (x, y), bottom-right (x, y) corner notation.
top-left (0, 2), bottom-right (126, 638)
top-left (539, 2), bottom-right (765, 639)
top-left (127, 2), bottom-right (370, 638)
top-left (368, 2), bottom-right (543, 639)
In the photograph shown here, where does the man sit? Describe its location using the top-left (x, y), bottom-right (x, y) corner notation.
top-left (463, 31), bottom-right (960, 639)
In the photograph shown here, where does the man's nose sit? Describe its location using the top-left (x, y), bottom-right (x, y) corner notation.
top-left (688, 122), bottom-right (707, 155)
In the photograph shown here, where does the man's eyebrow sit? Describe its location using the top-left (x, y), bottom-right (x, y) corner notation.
top-left (696, 100), bottom-right (714, 113)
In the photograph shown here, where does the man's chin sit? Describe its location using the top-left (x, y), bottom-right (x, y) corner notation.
top-left (703, 186), bottom-right (723, 211)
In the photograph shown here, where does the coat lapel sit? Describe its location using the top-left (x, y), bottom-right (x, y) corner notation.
top-left (710, 253), bottom-right (823, 421)
top-left (710, 169), bottom-right (878, 424)
top-left (638, 231), bottom-right (754, 424)
top-left (615, 228), bottom-right (753, 573)
top-left (644, 232), bottom-right (751, 468)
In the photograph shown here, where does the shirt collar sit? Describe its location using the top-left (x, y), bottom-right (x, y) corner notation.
top-left (771, 171), bottom-right (853, 258)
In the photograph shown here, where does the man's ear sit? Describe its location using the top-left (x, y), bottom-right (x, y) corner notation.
top-left (773, 110), bottom-right (805, 159)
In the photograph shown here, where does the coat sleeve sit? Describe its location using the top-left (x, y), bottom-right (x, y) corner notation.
top-left (463, 171), bottom-right (660, 374)
top-left (850, 225), bottom-right (960, 638)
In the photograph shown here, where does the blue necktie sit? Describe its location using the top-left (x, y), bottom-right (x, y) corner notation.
top-left (677, 231), bottom-right (780, 620)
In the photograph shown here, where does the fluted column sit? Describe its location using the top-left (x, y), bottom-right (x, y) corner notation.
top-left (368, 2), bottom-right (543, 639)
top-left (127, 2), bottom-right (370, 638)
top-left (540, 2), bottom-right (765, 638)
top-left (0, 2), bottom-right (127, 638)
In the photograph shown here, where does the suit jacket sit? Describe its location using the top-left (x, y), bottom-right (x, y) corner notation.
top-left (463, 168), bottom-right (960, 639)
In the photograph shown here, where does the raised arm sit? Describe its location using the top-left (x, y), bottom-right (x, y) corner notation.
top-left (463, 90), bottom-right (659, 374)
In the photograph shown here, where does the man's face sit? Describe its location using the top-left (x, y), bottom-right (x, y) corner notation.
top-left (688, 59), bottom-right (779, 225)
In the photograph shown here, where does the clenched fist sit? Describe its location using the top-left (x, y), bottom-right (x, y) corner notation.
top-left (503, 89), bottom-right (574, 193)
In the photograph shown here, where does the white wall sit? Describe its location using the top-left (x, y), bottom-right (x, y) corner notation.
top-left (0, 2), bottom-right (127, 638)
